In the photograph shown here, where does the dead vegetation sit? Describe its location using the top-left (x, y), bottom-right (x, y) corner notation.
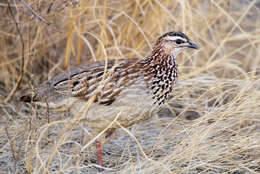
top-left (0, 0), bottom-right (260, 173)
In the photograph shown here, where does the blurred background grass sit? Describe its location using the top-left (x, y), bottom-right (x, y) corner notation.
top-left (0, 0), bottom-right (259, 173)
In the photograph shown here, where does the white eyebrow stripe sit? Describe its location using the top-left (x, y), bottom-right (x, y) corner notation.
top-left (165, 36), bottom-right (187, 42)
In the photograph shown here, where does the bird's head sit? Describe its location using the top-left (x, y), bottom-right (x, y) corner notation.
top-left (154, 31), bottom-right (198, 58)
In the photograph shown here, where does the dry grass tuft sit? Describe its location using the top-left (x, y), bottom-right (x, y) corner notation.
top-left (0, 0), bottom-right (260, 173)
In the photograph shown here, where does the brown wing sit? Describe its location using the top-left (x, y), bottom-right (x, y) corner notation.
top-left (20, 58), bottom-right (140, 105)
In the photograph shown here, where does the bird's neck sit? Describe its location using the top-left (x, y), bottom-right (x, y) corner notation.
top-left (139, 46), bottom-right (178, 105)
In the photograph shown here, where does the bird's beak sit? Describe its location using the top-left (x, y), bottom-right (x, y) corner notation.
top-left (187, 41), bottom-right (199, 49)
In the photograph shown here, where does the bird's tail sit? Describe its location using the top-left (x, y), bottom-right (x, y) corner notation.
top-left (19, 87), bottom-right (41, 102)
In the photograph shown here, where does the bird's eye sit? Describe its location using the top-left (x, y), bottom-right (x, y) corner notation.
top-left (175, 39), bottom-right (184, 44)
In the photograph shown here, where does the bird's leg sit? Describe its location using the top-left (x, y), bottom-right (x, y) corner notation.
top-left (95, 140), bottom-right (103, 166)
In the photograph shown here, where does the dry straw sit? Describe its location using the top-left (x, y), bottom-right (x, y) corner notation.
top-left (0, 0), bottom-right (259, 173)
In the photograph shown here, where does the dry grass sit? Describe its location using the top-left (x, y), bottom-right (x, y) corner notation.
top-left (0, 0), bottom-right (260, 173)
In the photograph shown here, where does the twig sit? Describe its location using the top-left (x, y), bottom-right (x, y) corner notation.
top-left (45, 99), bottom-right (50, 124)
top-left (4, 126), bottom-right (17, 173)
top-left (19, 0), bottom-right (62, 33)
top-left (0, 2), bottom-right (22, 7)
top-left (4, 1), bottom-right (25, 103)
top-left (20, 0), bottom-right (51, 25)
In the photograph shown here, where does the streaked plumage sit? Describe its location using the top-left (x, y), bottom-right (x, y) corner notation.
top-left (20, 31), bottom-right (198, 136)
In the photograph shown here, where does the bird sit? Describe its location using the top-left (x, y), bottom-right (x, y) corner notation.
top-left (20, 31), bottom-right (198, 166)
